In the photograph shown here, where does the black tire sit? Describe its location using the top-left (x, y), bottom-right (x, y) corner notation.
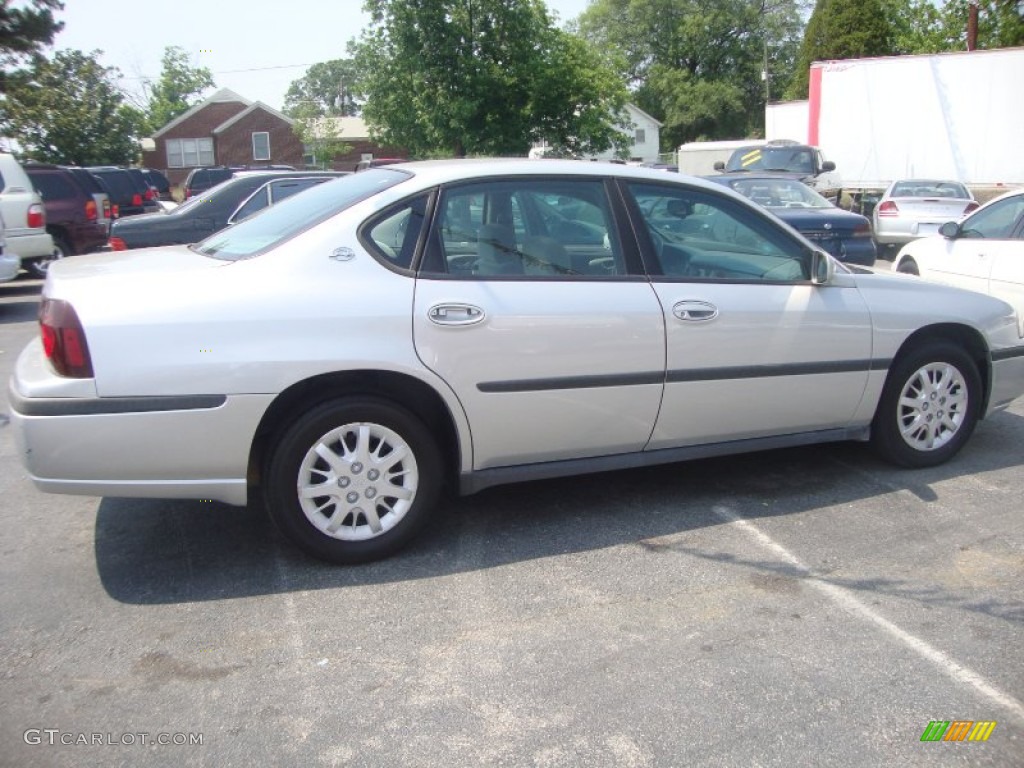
top-left (30, 237), bottom-right (71, 279)
top-left (896, 257), bottom-right (919, 276)
top-left (871, 342), bottom-right (981, 468)
top-left (264, 397), bottom-right (442, 564)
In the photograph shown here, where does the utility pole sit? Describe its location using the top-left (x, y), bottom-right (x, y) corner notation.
top-left (967, 0), bottom-right (979, 50)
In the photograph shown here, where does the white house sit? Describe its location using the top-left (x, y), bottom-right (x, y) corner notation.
top-left (530, 103), bottom-right (663, 163)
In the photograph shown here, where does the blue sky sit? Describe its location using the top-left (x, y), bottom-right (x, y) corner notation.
top-left (55, 0), bottom-right (593, 115)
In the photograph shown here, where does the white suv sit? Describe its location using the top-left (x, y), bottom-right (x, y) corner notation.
top-left (1, 211), bottom-right (22, 282)
top-left (0, 153), bottom-right (54, 276)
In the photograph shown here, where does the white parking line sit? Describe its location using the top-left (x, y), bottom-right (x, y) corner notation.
top-left (713, 504), bottom-right (1024, 723)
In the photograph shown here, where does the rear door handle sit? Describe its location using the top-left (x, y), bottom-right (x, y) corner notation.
top-left (672, 300), bottom-right (718, 322)
top-left (428, 303), bottom-right (485, 326)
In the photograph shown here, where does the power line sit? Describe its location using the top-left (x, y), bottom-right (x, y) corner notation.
top-left (118, 62), bottom-right (314, 82)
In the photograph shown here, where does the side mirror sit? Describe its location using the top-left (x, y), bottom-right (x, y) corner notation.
top-left (821, 161), bottom-right (836, 172)
top-left (713, 161), bottom-right (725, 172)
top-left (939, 221), bottom-right (960, 239)
top-left (811, 249), bottom-right (834, 285)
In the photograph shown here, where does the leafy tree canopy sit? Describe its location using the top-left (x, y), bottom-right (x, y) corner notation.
top-left (788, 0), bottom-right (893, 98)
top-left (0, 0), bottom-right (62, 92)
top-left (2, 49), bottom-right (145, 165)
top-left (144, 46), bottom-right (215, 132)
top-left (888, 0), bottom-right (1024, 52)
top-left (284, 58), bottom-right (363, 119)
top-left (355, 0), bottom-right (631, 157)
top-left (578, 0), bottom-right (807, 146)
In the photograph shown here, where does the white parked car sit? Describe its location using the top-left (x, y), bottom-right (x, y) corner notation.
top-left (873, 179), bottom-right (979, 250)
top-left (893, 187), bottom-right (1024, 321)
top-left (10, 160), bottom-right (1024, 563)
top-left (0, 152), bottom-right (55, 276)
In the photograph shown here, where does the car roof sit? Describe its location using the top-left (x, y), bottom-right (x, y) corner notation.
top-left (391, 158), bottom-right (731, 193)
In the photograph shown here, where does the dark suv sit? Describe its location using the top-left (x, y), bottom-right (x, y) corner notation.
top-left (87, 167), bottom-right (160, 218)
top-left (183, 165), bottom-right (296, 199)
top-left (25, 163), bottom-right (112, 276)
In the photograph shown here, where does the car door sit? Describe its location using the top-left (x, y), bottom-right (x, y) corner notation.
top-left (919, 194), bottom-right (1024, 295)
top-left (983, 198), bottom-right (1024, 318)
top-left (407, 177), bottom-right (666, 470)
top-left (621, 181), bottom-right (873, 449)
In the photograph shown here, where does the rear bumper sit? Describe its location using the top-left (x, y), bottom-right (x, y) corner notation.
top-left (9, 341), bottom-right (273, 506)
top-left (0, 251), bottom-right (20, 282)
top-left (7, 231), bottom-right (55, 260)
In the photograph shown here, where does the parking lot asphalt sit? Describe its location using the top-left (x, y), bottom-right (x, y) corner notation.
top-left (2, 276), bottom-right (1022, 767)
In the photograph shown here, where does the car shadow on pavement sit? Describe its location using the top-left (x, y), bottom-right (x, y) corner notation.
top-left (95, 409), bottom-right (1024, 619)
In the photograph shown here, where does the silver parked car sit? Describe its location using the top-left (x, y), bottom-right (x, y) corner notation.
top-left (10, 160), bottom-right (1024, 563)
top-left (873, 179), bottom-right (978, 250)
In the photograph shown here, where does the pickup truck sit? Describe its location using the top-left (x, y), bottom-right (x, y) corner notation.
top-left (713, 139), bottom-right (842, 203)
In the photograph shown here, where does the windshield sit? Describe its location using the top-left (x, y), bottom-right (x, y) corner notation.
top-left (193, 169), bottom-right (410, 260)
top-left (726, 146), bottom-right (815, 174)
top-left (727, 178), bottom-right (832, 209)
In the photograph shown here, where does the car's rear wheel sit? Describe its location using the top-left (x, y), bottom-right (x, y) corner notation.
top-left (871, 342), bottom-right (980, 468)
top-left (896, 257), bottom-right (919, 276)
top-left (264, 397), bottom-right (441, 564)
top-left (29, 237), bottom-right (71, 278)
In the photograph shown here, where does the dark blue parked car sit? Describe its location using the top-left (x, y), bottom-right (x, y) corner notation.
top-left (706, 173), bottom-right (877, 266)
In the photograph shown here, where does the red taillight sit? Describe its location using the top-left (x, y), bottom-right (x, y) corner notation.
top-left (131, 193), bottom-right (143, 206)
top-left (39, 298), bottom-right (94, 378)
top-left (144, 187), bottom-right (157, 201)
top-left (27, 202), bottom-right (46, 228)
top-left (964, 201), bottom-right (980, 214)
top-left (184, 189), bottom-right (194, 199)
top-left (876, 200), bottom-right (899, 217)
top-left (854, 221), bottom-right (873, 237)
top-left (102, 199), bottom-right (111, 219)
top-left (111, 204), bottom-right (120, 218)
top-left (85, 199), bottom-right (98, 221)
top-left (109, 237), bottom-right (127, 251)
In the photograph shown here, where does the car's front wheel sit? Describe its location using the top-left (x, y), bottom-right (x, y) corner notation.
top-left (896, 257), bottom-right (919, 276)
top-left (871, 342), bottom-right (981, 468)
top-left (264, 397), bottom-right (442, 564)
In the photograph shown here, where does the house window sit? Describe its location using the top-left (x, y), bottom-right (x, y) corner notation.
top-left (634, 129), bottom-right (646, 145)
top-left (166, 138), bottom-right (214, 168)
top-left (252, 132), bottom-right (271, 161)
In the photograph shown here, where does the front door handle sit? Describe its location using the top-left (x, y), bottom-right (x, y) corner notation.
top-left (428, 303), bottom-right (486, 326)
top-left (672, 300), bottom-right (718, 322)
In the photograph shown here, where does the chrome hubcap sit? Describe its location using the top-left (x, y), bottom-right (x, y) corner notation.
top-left (297, 422), bottom-right (418, 541)
top-left (897, 362), bottom-right (968, 451)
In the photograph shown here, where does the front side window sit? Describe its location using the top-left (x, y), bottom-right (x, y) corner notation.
top-left (167, 138), bottom-right (214, 168)
top-left (252, 132), bottom-right (271, 161)
top-left (628, 182), bottom-right (809, 281)
top-left (421, 178), bottom-right (624, 278)
top-left (960, 196), bottom-right (1024, 240)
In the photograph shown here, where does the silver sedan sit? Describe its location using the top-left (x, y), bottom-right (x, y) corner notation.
top-left (873, 179), bottom-right (978, 249)
top-left (9, 160), bottom-right (1024, 563)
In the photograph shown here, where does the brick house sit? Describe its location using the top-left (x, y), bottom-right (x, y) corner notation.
top-left (303, 116), bottom-right (407, 172)
top-left (142, 88), bottom-right (402, 192)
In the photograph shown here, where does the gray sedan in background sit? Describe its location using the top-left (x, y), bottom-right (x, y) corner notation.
top-left (873, 179), bottom-right (978, 250)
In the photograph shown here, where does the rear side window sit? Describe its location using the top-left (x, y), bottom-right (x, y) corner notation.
top-left (421, 178), bottom-right (624, 277)
top-left (31, 172), bottom-right (77, 201)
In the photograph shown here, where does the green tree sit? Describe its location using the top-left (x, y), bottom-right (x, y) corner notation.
top-left (2, 49), bottom-right (145, 165)
top-left (356, 0), bottom-right (631, 157)
top-left (578, 0), bottom-right (806, 147)
top-left (284, 58), bottom-right (362, 118)
top-left (788, 0), bottom-right (893, 98)
top-left (0, 0), bottom-right (63, 92)
top-left (144, 45), bottom-right (214, 132)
